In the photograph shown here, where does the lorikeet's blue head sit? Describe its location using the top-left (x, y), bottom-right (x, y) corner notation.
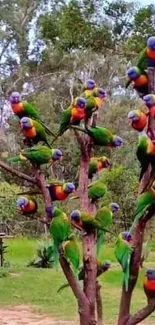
top-left (122, 231), bottom-right (132, 242)
top-left (20, 117), bottom-right (33, 129)
top-left (96, 88), bottom-right (106, 99)
top-left (9, 91), bottom-right (21, 104)
top-left (127, 67), bottom-right (140, 80)
top-left (85, 79), bottom-right (96, 90)
top-left (113, 136), bottom-right (123, 147)
top-left (16, 196), bottom-right (29, 210)
top-left (143, 94), bottom-right (155, 108)
top-left (52, 149), bottom-right (63, 161)
top-left (128, 110), bottom-right (140, 122)
top-left (70, 210), bottom-right (81, 222)
top-left (101, 260), bottom-right (111, 271)
top-left (146, 269), bottom-right (155, 280)
top-left (147, 36), bottom-right (155, 50)
top-left (63, 182), bottom-right (75, 194)
top-left (109, 203), bottom-right (119, 213)
top-left (76, 97), bottom-right (87, 109)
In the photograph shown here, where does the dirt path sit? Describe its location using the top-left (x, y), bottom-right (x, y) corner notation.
top-left (0, 305), bottom-right (153, 325)
top-left (0, 305), bottom-right (77, 325)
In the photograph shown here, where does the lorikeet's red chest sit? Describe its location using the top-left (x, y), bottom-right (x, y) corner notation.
top-left (23, 127), bottom-right (37, 138)
top-left (132, 114), bottom-right (147, 131)
top-left (97, 161), bottom-right (103, 171)
top-left (20, 200), bottom-right (36, 213)
top-left (144, 278), bottom-right (155, 291)
top-left (147, 48), bottom-right (155, 59)
top-left (149, 106), bottom-right (155, 118)
top-left (71, 107), bottom-right (85, 121)
top-left (55, 185), bottom-right (68, 200)
top-left (134, 75), bottom-right (148, 86)
top-left (11, 102), bottom-right (24, 114)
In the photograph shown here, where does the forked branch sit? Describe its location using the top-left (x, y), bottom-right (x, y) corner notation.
top-left (0, 159), bottom-right (37, 184)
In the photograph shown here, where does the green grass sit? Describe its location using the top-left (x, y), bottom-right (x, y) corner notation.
top-left (0, 237), bottom-right (154, 324)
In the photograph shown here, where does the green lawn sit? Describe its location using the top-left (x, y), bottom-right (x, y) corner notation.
top-left (0, 237), bottom-right (154, 324)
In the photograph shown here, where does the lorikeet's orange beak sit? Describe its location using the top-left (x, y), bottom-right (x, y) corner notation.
top-left (60, 156), bottom-right (63, 161)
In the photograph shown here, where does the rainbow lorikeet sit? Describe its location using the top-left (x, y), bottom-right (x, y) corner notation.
top-left (126, 67), bottom-right (148, 98)
top-left (115, 231), bottom-right (133, 291)
top-left (70, 210), bottom-right (113, 233)
top-left (96, 203), bottom-right (119, 256)
top-left (47, 181), bottom-right (75, 201)
top-left (51, 97), bottom-right (87, 144)
top-left (57, 260), bottom-right (111, 292)
top-left (71, 125), bottom-right (123, 147)
top-left (143, 269), bottom-right (155, 299)
top-left (128, 110), bottom-right (147, 132)
top-left (16, 196), bottom-right (38, 215)
top-left (62, 233), bottom-right (80, 274)
top-left (81, 79), bottom-right (96, 97)
top-left (136, 132), bottom-right (155, 180)
top-left (88, 179), bottom-right (107, 203)
top-left (49, 206), bottom-right (71, 269)
top-left (9, 92), bottom-right (54, 136)
top-left (83, 88), bottom-right (106, 120)
top-left (6, 145), bottom-right (63, 166)
top-left (136, 36), bottom-right (155, 71)
top-left (129, 186), bottom-right (155, 234)
top-left (20, 117), bottom-right (51, 147)
top-left (88, 156), bottom-right (112, 179)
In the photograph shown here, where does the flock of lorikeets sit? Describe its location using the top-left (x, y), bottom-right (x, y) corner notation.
top-left (5, 36), bottom-right (155, 298)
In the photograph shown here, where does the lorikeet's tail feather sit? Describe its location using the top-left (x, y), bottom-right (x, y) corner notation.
top-left (53, 244), bottom-right (59, 270)
top-left (129, 211), bottom-right (144, 234)
top-left (96, 230), bottom-right (105, 257)
top-left (57, 283), bottom-right (69, 293)
top-left (70, 125), bottom-right (87, 133)
top-left (17, 190), bottom-right (41, 195)
top-left (124, 266), bottom-right (129, 292)
top-left (7, 156), bottom-right (22, 163)
top-left (40, 121), bottom-right (56, 138)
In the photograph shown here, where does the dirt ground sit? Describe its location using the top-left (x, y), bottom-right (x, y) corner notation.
top-left (0, 305), bottom-right (77, 325)
top-left (0, 305), bottom-right (154, 325)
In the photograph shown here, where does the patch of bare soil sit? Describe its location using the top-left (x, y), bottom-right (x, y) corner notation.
top-left (0, 305), bottom-right (78, 325)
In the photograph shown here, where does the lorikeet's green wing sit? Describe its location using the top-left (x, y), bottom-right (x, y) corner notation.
top-left (88, 158), bottom-right (98, 179)
top-left (129, 189), bottom-right (155, 234)
top-left (86, 126), bottom-right (113, 146)
top-left (63, 234), bottom-right (80, 274)
top-left (33, 120), bottom-right (51, 147)
top-left (50, 212), bottom-right (70, 269)
top-left (85, 97), bottom-right (97, 119)
top-left (115, 235), bottom-right (133, 291)
top-left (88, 181), bottom-right (107, 202)
top-left (96, 230), bottom-right (105, 256)
top-left (136, 48), bottom-right (147, 72)
top-left (21, 146), bottom-right (52, 164)
top-left (23, 101), bottom-right (40, 119)
top-left (95, 207), bottom-right (113, 228)
top-left (47, 178), bottom-right (64, 186)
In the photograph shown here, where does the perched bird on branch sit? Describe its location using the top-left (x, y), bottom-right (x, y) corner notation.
top-left (71, 125), bottom-right (123, 147)
top-left (47, 181), bottom-right (75, 201)
top-left (49, 206), bottom-right (71, 269)
top-left (20, 117), bottom-right (51, 147)
top-left (136, 131), bottom-right (155, 181)
top-left (96, 203), bottom-right (119, 255)
top-left (9, 92), bottom-right (54, 136)
top-left (57, 260), bottom-right (111, 292)
top-left (71, 178), bottom-right (107, 203)
top-left (126, 67), bottom-right (148, 98)
top-left (62, 233), bottom-right (80, 274)
top-left (129, 186), bottom-right (155, 234)
top-left (128, 110), bottom-right (147, 132)
top-left (16, 196), bottom-right (38, 215)
top-left (6, 145), bottom-right (63, 166)
top-left (115, 231), bottom-right (133, 292)
top-left (136, 36), bottom-right (155, 70)
top-left (88, 156), bottom-right (112, 179)
top-left (143, 269), bottom-right (155, 299)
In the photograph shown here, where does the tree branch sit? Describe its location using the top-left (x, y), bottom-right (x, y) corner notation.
top-left (59, 254), bottom-right (90, 325)
top-left (126, 299), bottom-right (155, 325)
top-left (96, 281), bottom-right (103, 325)
top-left (0, 160), bottom-right (37, 184)
top-left (35, 169), bottom-right (52, 225)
